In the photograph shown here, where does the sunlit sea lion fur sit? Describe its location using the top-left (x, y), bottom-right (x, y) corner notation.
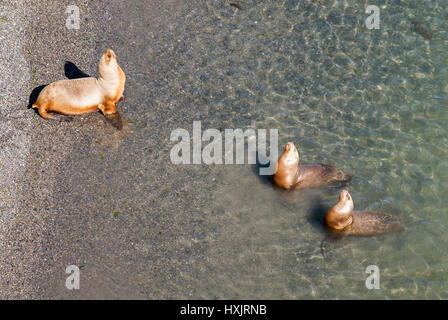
top-left (321, 190), bottom-right (405, 256)
top-left (32, 49), bottom-right (125, 129)
top-left (273, 142), bottom-right (352, 190)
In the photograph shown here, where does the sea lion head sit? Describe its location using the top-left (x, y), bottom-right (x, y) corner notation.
top-left (98, 49), bottom-right (119, 78)
top-left (273, 142), bottom-right (300, 189)
top-left (281, 142), bottom-right (300, 166)
top-left (325, 189), bottom-right (354, 230)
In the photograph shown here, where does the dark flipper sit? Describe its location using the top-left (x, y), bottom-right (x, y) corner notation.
top-left (104, 112), bottom-right (123, 130)
top-left (46, 112), bottom-right (73, 122)
top-left (320, 164), bottom-right (352, 187)
top-left (411, 21), bottom-right (432, 40)
top-left (321, 234), bottom-right (346, 258)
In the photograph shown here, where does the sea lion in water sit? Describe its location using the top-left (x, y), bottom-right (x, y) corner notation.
top-left (325, 189), bottom-right (354, 230)
top-left (229, 3), bottom-right (242, 10)
top-left (32, 49), bottom-right (126, 129)
top-left (411, 21), bottom-right (432, 40)
top-left (322, 190), bottom-right (405, 256)
top-left (273, 142), bottom-right (352, 190)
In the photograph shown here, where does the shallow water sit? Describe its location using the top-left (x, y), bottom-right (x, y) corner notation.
top-left (18, 0), bottom-right (447, 299)
top-left (178, 0), bottom-right (448, 299)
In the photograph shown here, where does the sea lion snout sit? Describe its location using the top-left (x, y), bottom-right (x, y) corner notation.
top-left (283, 142), bottom-right (299, 163)
top-left (99, 49), bottom-right (118, 70)
top-left (105, 49), bottom-right (116, 57)
top-left (340, 189), bottom-right (351, 201)
top-left (285, 141), bottom-right (297, 153)
top-left (338, 190), bottom-right (354, 213)
top-left (105, 49), bottom-right (116, 63)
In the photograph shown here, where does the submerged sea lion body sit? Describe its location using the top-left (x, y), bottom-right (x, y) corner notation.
top-left (32, 49), bottom-right (125, 129)
top-left (273, 142), bottom-right (351, 190)
top-left (321, 190), bottom-right (405, 256)
top-left (340, 210), bottom-right (404, 236)
top-left (412, 21), bottom-right (432, 40)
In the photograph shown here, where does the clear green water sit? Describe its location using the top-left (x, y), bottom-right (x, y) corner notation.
top-left (23, 0), bottom-right (446, 299)
top-left (181, 0), bottom-right (448, 299)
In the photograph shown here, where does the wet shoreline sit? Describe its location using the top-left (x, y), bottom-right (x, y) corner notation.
top-left (1, 0), bottom-right (223, 299)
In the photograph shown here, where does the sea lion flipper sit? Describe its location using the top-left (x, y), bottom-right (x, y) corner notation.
top-left (321, 235), bottom-right (344, 258)
top-left (320, 165), bottom-right (352, 187)
top-left (51, 113), bottom-right (73, 122)
top-left (43, 110), bottom-right (73, 122)
top-left (104, 111), bottom-right (123, 130)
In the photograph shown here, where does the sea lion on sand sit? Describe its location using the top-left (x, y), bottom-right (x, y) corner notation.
top-left (273, 142), bottom-right (352, 190)
top-left (321, 190), bottom-right (405, 256)
top-left (32, 49), bottom-right (126, 129)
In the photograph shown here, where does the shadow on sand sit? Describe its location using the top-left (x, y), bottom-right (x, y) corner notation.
top-left (28, 61), bottom-right (90, 110)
